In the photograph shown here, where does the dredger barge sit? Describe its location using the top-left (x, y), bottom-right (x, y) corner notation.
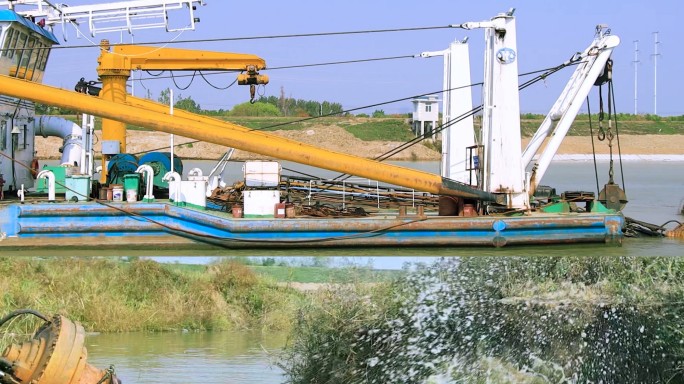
top-left (0, 2), bottom-right (625, 249)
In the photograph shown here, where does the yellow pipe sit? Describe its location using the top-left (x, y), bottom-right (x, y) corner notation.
top-left (0, 75), bottom-right (489, 199)
top-left (123, 96), bottom-right (462, 194)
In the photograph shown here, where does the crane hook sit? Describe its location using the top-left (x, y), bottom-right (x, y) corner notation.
top-left (249, 84), bottom-right (256, 104)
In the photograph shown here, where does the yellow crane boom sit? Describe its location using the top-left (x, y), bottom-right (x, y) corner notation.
top-left (0, 75), bottom-right (494, 200)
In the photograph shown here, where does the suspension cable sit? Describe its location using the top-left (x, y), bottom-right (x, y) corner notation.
top-left (609, 81), bottom-right (626, 193)
top-left (170, 70), bottom-right (196, 90)
top-left (586, 96), bottom-right (601, 196)
top-left (325, 58), bottom-right (579, 183)
top-left (131, 60), bottom-right (576, 159)
top-left (37, 25), bottom-right (458, 52)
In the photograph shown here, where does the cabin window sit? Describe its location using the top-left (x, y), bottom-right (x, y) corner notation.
top-left (2, 28), bottom-right (14, 57)
top-left (425, 104), bottom-right (432, 112)
top-left (0, 120), bottom-right (6, 150)
top-left (12, 32), bottom-right (27, 71)
top-left (5, 28), bottom-right (18, 59)
top-left (37, 42), bottom-right (49, 71)
top-left (26, 39), bottom-right (38, 80)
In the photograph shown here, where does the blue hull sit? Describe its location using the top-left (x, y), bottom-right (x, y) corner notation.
top-left (0, 202), bottom-right (624, 249)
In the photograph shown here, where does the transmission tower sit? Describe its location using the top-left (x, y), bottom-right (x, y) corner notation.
top-left (632, 40), bottom-right (639, 115)
top-left (652, 32), bottom-right (660, 115)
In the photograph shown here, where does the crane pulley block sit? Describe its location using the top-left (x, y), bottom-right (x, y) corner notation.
top-left (237, 73), bottom-right (269, 85)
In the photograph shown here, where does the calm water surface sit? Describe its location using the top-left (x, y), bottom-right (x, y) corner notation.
top-left (85, 331), bottom-right (286, 384)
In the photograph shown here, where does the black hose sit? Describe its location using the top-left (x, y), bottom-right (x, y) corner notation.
top-left (0, 309), bottom-right (50, 328)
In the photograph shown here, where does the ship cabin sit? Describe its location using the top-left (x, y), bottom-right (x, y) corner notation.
top-left (0, 10), bottom-right (58, 83)
top-left (0, 10), bottom-right (58, 194)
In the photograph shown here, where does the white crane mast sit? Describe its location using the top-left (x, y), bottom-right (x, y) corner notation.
top-left (523, 28), bottom-right (619, 194)
top-left (434, 12), bottom-right (620, 209)
top-left (461, 10), bottom-right (527, 209)
top-left (420, 38), bottom-right (477, 185)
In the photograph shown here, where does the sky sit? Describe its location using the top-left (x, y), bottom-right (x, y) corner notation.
top-left (35, 0), bottom-right (683, 116)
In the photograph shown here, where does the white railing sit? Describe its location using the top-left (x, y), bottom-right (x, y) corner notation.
top-left (1, 0), bottom-right (205, 37)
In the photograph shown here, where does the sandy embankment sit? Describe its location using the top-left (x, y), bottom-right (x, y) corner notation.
top-left (34, 125), bottom-right (684, 161)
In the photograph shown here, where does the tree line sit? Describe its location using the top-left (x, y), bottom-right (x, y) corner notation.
top-left (36, 88), bottom-right (345, 118)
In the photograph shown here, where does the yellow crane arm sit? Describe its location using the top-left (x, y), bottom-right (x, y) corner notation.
top-left (0, 75), bottom-right (493, 200)
top-left (99, 44), bottom-right (266, 72)
top-left (94, 40), bottom-right (268, 181)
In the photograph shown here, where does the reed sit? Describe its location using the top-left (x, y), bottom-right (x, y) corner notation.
top-left (0, 257), bottom-right (303, 338)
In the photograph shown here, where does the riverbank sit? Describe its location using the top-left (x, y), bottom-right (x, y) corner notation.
top-left (34, 126), bottom-right (684, 161)
top-left (0, 257), bottom-right (395, 334)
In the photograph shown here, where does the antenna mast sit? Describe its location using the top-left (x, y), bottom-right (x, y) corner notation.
top-left (632, 40), bottom-right (639, 115)
top-left (652, 32), bottom-right (660, 115)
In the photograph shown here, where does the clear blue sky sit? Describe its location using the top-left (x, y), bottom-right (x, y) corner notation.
top-left (41, 0), bottom-right (682, 116)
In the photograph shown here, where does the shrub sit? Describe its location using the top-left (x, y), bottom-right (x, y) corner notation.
top-left (228, 102), bottom-right (281, 117)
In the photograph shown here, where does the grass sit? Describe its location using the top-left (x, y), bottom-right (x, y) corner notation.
top-left (49, 114), bottom-right (682, 140)
top-left (0, 259), bottom-right (291, 335)
top-left (161, 262), bottom-right (401, 284)
top-left (0, 257), bottom-right (397, 337)
top-left (343, 118), bottom-right (415, 141)
top-left (249, 265), bottom-right (401, 283)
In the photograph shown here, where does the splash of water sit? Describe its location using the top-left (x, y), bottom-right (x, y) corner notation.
top-left (282, 256), bottom-right (684, 383)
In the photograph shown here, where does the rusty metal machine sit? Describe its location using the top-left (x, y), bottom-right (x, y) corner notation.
top-left (0, 310), bottom-right (119, 384)
top-left (667, 222), bottom-right (684, 239)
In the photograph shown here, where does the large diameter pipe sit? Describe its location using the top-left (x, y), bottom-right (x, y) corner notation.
top-left (37, 116), bottom-right (83, 166)
top-left (0, 75), bottom-right (493, 200)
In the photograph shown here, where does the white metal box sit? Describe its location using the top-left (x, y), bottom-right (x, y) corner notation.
top-left (169, 178), bottom-right (208, 209)
top-left (243, 161), bottom-right (281, 188)
top-left (243, 190), bottom-right (280, 218)
top-left (181, 178), bottom-right (207, 209)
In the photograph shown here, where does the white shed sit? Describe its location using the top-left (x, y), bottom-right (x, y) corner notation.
top-left (411, 95), bottom-right (440, 139)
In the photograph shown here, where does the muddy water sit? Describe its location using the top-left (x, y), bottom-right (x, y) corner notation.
top-left (85, 331), bottom-right (286, 383)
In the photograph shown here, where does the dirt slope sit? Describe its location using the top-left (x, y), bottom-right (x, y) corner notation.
top-left (35, 126), bottom-right (684, 161)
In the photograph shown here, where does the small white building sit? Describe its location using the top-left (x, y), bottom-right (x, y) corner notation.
top-left (411, 95), bottom-right (440, 139)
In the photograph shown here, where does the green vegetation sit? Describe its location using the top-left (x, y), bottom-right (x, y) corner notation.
top-left (344, 119), bottom-right (415, 141)
top-left (0, 257), bottom-right (394, 337)
top-left (251, 265), bottom-right (399, 284)
top-left (519, 113), bottom-right (684, 136)
top-left (372, 109), bottom-right (386, 118)
top-left (280, 256), bottom-right (684, 383)
top-left (38, 111), bottom-right (683, 141)
top-left (257, 94), bottom-right (344, 117)
top-left (227, 101), bottom-right (281, 117)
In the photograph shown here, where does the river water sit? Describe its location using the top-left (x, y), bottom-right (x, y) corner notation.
top-left (32, 159), bottom-right (684, 382)
top-left (85, 331), bottom-right (286, 383)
